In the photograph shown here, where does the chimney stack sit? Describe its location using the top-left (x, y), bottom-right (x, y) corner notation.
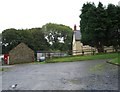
top-left (74, 24), bottom-right (77, 31)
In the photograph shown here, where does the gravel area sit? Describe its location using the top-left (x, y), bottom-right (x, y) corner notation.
top-left (1, 59), bottom-right (119, 90)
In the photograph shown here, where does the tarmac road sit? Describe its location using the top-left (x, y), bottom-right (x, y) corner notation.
top-left (1, 59), bottom-right (119, 90)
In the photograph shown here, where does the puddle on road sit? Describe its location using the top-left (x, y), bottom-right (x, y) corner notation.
top-left (67, 79), bottom-right (81, 84)
top-left (69, 79), bottom-right (81, 84)
top-left (89, 62), bottom-right (118, 74)
top-left (89, 63), bottom-right (107, 74)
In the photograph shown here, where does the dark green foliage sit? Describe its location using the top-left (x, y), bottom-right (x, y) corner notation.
top-left (80, 2), bottom-right (120, 53)
top-left (42, 23), bottom-right (73, 52)
top-left (2, 23), bottom-right (73, 54)
top-left (80, 2), bottom-right (96, 46)
top-left (2, 28), bottom-right (49, 54)
top-left (29, 28), bottom-right (50, 51)
top-left (2, 28), bottom-right (21, 54)
top-left (0, 33), bottom-right (2, 54)
top-left (106, 4), bottom-right (118, 51)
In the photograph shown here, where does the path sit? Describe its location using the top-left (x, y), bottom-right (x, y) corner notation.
top-left (1, 59), bottom-right (119, 90)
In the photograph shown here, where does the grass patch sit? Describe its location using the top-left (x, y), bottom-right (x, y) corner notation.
top-left (46, 53), bottom-right (118, 63)
top-left (0, 67), bottom-right (10, 72)
top-left (33, 61), bottom-right (46, 64)
top-left (108, 53), bottom-right (120, 65)
top-left (89, 63), bottom-right (106, 74)
top-left (68, 79), bottom-right (81, 84)
top-left (0, 68), bottom-right (3, 71)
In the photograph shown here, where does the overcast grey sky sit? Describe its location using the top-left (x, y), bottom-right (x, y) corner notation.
top-left (0, 0), bottom-right (119, 33)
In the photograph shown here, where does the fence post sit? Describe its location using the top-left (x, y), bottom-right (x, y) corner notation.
top-left (104, 50), bottom-right (107, 53)
top-left (82, 50), bottom-right (84, 56)
top-left (93, 50), bottom-right (95, 55)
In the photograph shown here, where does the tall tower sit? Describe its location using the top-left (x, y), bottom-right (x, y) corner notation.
top-left (72, 25), bottom-right (83, 55)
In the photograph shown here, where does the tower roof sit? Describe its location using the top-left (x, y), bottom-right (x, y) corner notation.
top-left (74, 30), bottom-right (81, 41)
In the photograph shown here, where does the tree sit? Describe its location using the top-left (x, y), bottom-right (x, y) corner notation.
top-left (2, 23), bottom-right (73, 54)
top-left (29, 28), bottom-right (50, 52)
top-left (2, 28), bottom-right (50, 54)
top-left (0, 33), bottom-right (2, 54)
top-left (93, 2), bottom-right (107, 52)
top-left (2, 28), bottom-right (20, 54)
top-left (80, 2), bottom-right (96, 45)
top-left (106, 4), bottom-right (118, 50)
top-left (116, 6), bottom-right (120, 47)
top-left (42, 23), bottom-right (73, 52)
top-left (80, 2), bottom-right (117, 53)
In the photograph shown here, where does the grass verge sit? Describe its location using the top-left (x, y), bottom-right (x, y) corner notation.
top-left (107, 52), bottom-right (120, 65)
top-left (45, 52), bottom-right (118, 63)
top-left (0, 67), bottom-right (10, 72)
top-left (33, 61), bottom-right (46, 64)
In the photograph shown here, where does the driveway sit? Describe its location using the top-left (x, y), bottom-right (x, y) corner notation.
top-left (1, 59), bottom-right (119, 90)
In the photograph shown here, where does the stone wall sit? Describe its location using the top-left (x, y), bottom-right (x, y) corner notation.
top-left (104, 46), bottom-right (115, 53)
top-left (72, 45), bottom-right (116, 56)
top-left (82, 45), bottom-right (98, 55)
top-left (72, 41), bottom-right (83, 55)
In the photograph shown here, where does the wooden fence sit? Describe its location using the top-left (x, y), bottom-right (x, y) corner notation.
top-left (37, 47), bottom-right (119, 61)
top-left (37, 51), bottom-right (68, 61)
top-left (72, 47), bottom-right (119, 56)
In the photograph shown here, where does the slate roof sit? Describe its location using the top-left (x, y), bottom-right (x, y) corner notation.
top-left (74, 30), bottom-right (81, 41)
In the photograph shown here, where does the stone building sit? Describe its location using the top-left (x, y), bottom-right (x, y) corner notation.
top-left (9, 43), bottom-right (34, 64)
top-left (72, 25), bottom-right (97, 55)
top-left (72, 25), bottom-right (83, 55)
